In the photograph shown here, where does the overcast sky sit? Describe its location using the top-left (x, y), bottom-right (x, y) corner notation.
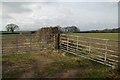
top-left (1, 1), bottom-right (118, 31)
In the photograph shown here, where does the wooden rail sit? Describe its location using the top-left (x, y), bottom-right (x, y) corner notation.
top-left (2, 33), bottom-right (119, 67)
top-left (2, 34), bottom-right (55, 53)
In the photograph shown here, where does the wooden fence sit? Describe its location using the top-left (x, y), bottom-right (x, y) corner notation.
top-left (60, 34), bottom-right (119, 67)
top-left (2, 34), bottom-right (55, 53)
top-left (1, 33), bottom-right (119, 67)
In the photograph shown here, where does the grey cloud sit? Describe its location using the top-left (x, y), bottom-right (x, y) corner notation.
top-left (2, 2), bottom-right (32, 13)
top-left (2, 2), bottom-right (118, 31)
top-left (2, 13), bottom-right (13, 19)
top-left (2, 2), bottom-right (33, 22)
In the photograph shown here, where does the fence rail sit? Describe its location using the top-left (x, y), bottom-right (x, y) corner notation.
top-left (2, 34), bottom-right (55, 53)
top-left (1, 33), bottom-right (119, 67)
top-left (60, 34), bottom-right (119, 67)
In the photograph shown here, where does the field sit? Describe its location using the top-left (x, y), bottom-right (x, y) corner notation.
top-left (2, 33), bottom-right (120, 78)
top-left (2, 49), bottom-right (117, 78)
top-left (68, 33), bottom-right (118, 40)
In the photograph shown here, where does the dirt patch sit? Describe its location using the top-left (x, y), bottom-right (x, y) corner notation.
top-left (3, 51), bottom-right (111, 78)
top-left (20, 58), bottom-right (53, 78)
top-left (20, 66), bottom-right (34, 78)
top-left (55, 69), bottom-right (78, 78)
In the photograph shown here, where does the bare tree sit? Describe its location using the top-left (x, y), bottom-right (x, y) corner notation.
top-left (5, 23), bottom-right (19, 33)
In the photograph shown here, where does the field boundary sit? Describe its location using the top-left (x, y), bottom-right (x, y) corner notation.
top-left (60, 34), bottom-right (119, 67)
top-left (2, 33), bottom-right (119, 67)
top-left (2, 34), bottom-right (56, 53)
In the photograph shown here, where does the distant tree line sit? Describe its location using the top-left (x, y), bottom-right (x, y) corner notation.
top-left (79, 28), bottom-right (120, 33)
top-left (35, 25), bottom-right (80, 33)
top-left (3, 23), bottom-right (119, 34)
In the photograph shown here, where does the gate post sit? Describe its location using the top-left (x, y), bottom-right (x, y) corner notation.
top-left (54, 34), bottom-right (60, 49)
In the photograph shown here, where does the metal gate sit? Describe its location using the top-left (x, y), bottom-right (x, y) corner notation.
top-left (60, 34), bottom-right (119, 67)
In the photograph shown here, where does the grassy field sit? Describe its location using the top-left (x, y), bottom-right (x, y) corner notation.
top-left (2, 33), bottom-right (120, 78)
top-left (68, 33), bottom-right (118, 40)
top-left (3, 49), bottom-right (119, 78)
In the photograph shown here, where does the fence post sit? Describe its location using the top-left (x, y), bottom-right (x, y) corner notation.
top-left (54, 34), bottom-right (55, 49)
top-left (89, 38), bottom-right (91, 54)
top-left (29, 33), bottom-right (32, 52)
top-left (104, 40), bottom-right (108, 64)
top-left (76, 36), bottom-right (79, 53)
top-left (67, 35), bottom-right (69, 51)
top-left (54, 34), bottom-right (60, 49)
top-left (1, 35), bottom-right (3, 53)
top-left (16, 35), bottom-right (18, 53)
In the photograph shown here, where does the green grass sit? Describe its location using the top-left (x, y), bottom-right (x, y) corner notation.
top-left (2, 51), bottom-right (114, 78)
top-left (43, 52), bottom-right (111, 78)
top-left (68, 33), bottom-right (118, 40)
top-left (2, 53), bottom-right (36, 78)
top-left (44, 60), bottom-right (79, 76)
top-left (2, 33), bottom-right (119, 78)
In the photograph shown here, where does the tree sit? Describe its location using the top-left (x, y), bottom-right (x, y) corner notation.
top-left (64, 26), bottom-right (80, 33)
top-left (54, 25), bottom-right (63, 33)
top-left (5, 24), bottom-right (19, 33)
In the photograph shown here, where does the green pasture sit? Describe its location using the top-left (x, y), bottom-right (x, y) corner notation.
top-left (2, 50), bottom-right (113, 78)
top-left (68, 33), bottom-right (119, 40)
